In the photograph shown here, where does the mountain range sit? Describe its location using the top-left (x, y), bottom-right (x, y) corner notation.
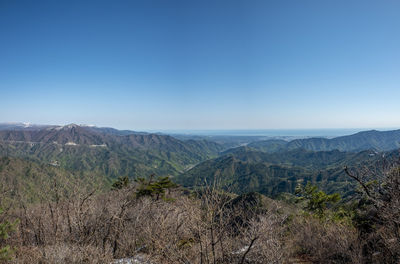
top-left (248, 129), bottom-right (400, 152)
top-left (0, 123), bottom-right (399, 200)
top-left (0, 124), bottom-right (222, 178)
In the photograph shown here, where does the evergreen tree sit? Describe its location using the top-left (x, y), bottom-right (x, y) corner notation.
top-left (296, 183), bottom-right (341, 219)
top-left (135, 175), bottom-right (177, 200)
top-left (0, 208), bottom-right (17, 262)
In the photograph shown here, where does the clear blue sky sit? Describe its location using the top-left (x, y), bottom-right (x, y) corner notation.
top-left (1, 0), bottom-right (399, 130)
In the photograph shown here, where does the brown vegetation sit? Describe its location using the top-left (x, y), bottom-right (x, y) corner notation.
top-left (1, 179), bottom-right (292, 263)
top-left (0, 159), bottom-right (398, 263)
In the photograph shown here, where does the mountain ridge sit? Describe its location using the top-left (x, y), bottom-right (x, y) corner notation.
top-left (0, 124), bottom-right (223, 179)
top-left (249, 129), bottom-right (400, 152)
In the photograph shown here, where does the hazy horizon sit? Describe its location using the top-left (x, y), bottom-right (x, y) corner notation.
top-left (2, 121), bottom-right (400, 138)
top-left (1, 0), bottom-right (399, 129)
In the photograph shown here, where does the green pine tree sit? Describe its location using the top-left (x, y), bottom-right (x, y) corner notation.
top-left (0, 208), bottom-right (17, 262)
top-left (296, 183), bottom-right (341, 219)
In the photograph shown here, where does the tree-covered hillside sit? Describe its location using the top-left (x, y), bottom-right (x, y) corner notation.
top-left (0, 156), bottom-right (108, 205)
top-left (177, 147), bottom-right (396, 198)
top-left (0, 125), bottom-right (223, 179)
top-left (249, 129), bottom-right (400, 152)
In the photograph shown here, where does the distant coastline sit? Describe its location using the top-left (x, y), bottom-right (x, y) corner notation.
top-left (153, 128), bottom-right (399, 138)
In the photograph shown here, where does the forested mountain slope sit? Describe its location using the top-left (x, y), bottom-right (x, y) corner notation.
top-left (249, 129), bottom-right (400, 152)
top-left (0, 156), bottom-right (107, 204)
top-left (177, 147), bottom-right (397, 197)
top-left (222, 146), bottom-right (379, 169)
top-left (0, 124), bottom-right (223, 178)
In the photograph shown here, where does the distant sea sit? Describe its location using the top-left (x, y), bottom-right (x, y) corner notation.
top-left (155, 128), bottom-right (398, 138)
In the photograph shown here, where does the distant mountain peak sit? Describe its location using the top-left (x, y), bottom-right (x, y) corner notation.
top-left (65, 123), bottom-right (80, 128)
top-left (53, 124), bottom-right (82, 130)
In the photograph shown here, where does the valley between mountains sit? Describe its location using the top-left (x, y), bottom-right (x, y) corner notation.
top-left (1, 124), bottom-right (399, 201)
top-left (1, 124), bottom-right (400, 263)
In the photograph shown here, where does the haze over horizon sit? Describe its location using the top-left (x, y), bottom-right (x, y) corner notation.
top-left (1, 122), bottom-right (399, 138)
top-left (1, 0), bottom-right (399, 130)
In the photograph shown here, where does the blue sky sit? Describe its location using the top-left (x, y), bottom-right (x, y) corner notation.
top-left (1, 0), bottom-right (399, 130)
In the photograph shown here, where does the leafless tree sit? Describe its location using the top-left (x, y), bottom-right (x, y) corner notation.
top-left (345, 154), bottom-right (400, 263)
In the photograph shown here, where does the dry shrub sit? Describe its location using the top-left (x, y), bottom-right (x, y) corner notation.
top-left (233, 209), bottom-right (290, 264)
top-left (3, 182), bottom-right (294, 264)
top-left (346, 161), bottom-right (400, 263)
top-left (13, 244), bottom-right (112, 264)
top-left (291, 216), bottom-right (362, 264)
